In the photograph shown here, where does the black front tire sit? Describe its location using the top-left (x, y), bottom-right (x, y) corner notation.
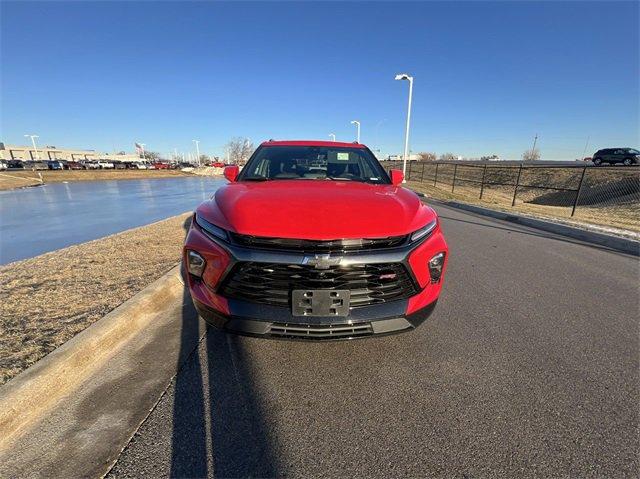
top-left (593, 158), bottom-right (602, 166)
top-left (623, 158), bottom-right (634, 166)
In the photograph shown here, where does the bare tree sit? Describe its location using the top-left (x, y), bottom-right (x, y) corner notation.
top-left (142, 150), bottom-right (160, 161)
top-left (199, 154), bottom-right (209, 164)
top-left (522, 149), bottom-right (540, 161)
top-left (225, 137), bottom-right (254, 165)
top-left (417, 152), bottom-right (437, 162)
top-left (439, 152), bottom-right (456, 161)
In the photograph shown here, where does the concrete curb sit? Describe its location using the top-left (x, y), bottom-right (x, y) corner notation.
top-left (0, 264), bottom-right (185, 453)
top-left (429, 198), bottom-right (639, 256)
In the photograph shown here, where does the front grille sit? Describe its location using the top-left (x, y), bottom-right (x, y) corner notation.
top-left (229, 233), bottom-right (407, 252)
top-left (219, 262), bottom-right (418, 308)
top-left (269, 322), bottom-right (374, 339)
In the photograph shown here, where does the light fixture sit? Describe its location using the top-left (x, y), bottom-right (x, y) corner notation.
top-left (428, 252), bottom-right (446, 283)
top-left (410, 220), bottom-right (437, 242)
top-left (187, 250), bottom-right (206, 277)
top-left (195, 213), bottom-right (228, 241)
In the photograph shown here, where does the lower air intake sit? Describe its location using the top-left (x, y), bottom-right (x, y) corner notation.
top-left (269, 322), bottom-right (373, 339)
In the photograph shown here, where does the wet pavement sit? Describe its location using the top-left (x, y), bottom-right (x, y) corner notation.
top-left (0, 177), bottom-right (224, 264)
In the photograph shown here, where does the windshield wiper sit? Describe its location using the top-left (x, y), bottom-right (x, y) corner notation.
top-left (326, 176), bottom-right (368, 182)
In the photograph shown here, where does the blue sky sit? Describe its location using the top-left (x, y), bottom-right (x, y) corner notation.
top-left (1, 1), bottom-right (638, 160)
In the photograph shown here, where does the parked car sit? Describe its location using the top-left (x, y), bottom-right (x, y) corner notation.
top-left (29, 161), bottom-right (49, 170)
top-left (47, 160), bottom-right (64, 170)
top-left (130, 162), bottom-right (147, 169)
top-left (0, 160), bottom-right (7, 170)
top-left (592, 148), bottom-right (639, 166)
top-left (152, 162), bottom-right (170, 169)
top-left (97, 160), bottom-right (115, 169)
top-left (80, 160), bottom-right (98, 169)
top-left (212, 161), bottom-right (226, 168)
top-left (7, 159), bottom-right (25, 169)
top-left (183, 140), bottom-right (449, 339)
top-left (65, 161), bottom-right (85, 170)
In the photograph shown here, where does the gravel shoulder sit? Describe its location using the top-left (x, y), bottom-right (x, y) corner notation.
top-left (0, 213), bottom-right (191, 385)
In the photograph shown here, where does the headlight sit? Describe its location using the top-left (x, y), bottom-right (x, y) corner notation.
top-left (187, 250), bottom-right (206, 277)
top-left (195, 212), bottom-right (228, 241)
top-left (428, 252), bottom-right (446, 283)
top-left (410, 220), bottom-right (437, 242)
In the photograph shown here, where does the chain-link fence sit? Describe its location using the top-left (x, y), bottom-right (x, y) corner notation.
top-left (386, 161), bottom-right (640, 232)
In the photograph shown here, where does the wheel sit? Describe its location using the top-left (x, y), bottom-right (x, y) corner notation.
top-left (623, 158), bottom-right (634, 166)
top-left (593, 157), bottom-right (602, 166)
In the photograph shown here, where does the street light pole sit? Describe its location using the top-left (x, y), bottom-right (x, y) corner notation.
top-left (24, 134), bottom-right (40, 160)
top-left (329, 133), bottom-right (336, 142)
top-left (139, 143), bottom-right (146, 160)
top-left (350, 120), bottom-right (360, 143)
top-left (192, 140), bottom-right (201, 167)
top-left (395, 73), bottom-right (414, 183)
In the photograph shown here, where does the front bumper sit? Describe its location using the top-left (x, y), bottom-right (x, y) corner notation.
top-left (193, 296), bottom-right (438, 340)
top-left (183, 216), bottom-right (448, 340)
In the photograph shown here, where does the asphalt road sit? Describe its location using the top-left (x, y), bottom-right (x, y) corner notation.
top-left (108, 203), bottom-right (639, 478)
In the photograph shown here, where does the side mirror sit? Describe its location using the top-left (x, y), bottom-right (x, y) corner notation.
top-left (224, 165), bottom-right (239, 182)
top-left (390, 169), bottom-right (404, 186)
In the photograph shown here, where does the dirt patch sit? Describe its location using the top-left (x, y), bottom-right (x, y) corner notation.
top-left (0, 173), bottom-right (43, 190)
top-left (0, 213), bottom-right (192, 385)
top-left (0, 169), bottom-right (195, 191)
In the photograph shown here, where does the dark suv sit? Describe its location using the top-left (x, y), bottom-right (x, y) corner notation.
top-left (592, 148), bottom-right (639, 166)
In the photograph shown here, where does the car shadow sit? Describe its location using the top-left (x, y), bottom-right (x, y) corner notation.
top-left (169, 214), bottom-right (279, 478)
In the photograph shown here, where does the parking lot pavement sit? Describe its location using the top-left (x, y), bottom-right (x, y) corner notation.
top-left (108, 203), bottom-right (639, 478)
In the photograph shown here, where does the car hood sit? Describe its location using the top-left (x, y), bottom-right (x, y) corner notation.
top-left (196, 180), bottom-right (437, 239)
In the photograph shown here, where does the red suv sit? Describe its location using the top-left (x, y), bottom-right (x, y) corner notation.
top-left (183, 140), bottom-right (448, 339)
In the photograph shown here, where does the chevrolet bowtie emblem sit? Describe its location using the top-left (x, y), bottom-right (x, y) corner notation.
top-left (302, 253), bottom-right (343, 270)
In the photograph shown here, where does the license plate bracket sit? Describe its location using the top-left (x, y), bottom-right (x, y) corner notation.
top-left (292, 290), bottom-right (351, 317)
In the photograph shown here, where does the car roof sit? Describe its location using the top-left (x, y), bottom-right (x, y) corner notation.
top-left (260, 140), bottom-right (367, 149)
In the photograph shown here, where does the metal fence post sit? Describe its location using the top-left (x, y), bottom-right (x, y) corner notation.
top-left (434, 163), bottom-right (439, 187)
top-left (479, 164), bottom-right (487, 199)
top-left (571, 166), bottom-right (588, 217)
top-left (451, 164), bottom-right (458, 193)
top-left (511, 164), bottom-right (523, 207)
top-left (420, 163), bottom-right (425, 182)
top-left (408, 161), bottom-right (412, 180)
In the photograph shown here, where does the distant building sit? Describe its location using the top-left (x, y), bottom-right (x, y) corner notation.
top-left (480, 154), bottom-right (503, 161)
top-left (386, 154), bottom-right (422, 161)
top-left (0, 143), bottom-right (140, 162)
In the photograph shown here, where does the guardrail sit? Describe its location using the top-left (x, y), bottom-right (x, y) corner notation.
top-left (387, 161), bottom-right (640, 232)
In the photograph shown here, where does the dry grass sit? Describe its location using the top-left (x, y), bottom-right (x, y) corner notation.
top-left (0, 213), bottom-right (191, 385)
top-left (0, 173), bottom-right (43, 190)
top-left (0, 169), bottom-right (194, 191)
top-left (407, 176), bottom-right (640, 233)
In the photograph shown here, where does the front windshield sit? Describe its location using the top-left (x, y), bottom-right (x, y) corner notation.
top-left (239, 145), bottom-right (390, 184)
top-left (627, 148), bottom-right (639, 154)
